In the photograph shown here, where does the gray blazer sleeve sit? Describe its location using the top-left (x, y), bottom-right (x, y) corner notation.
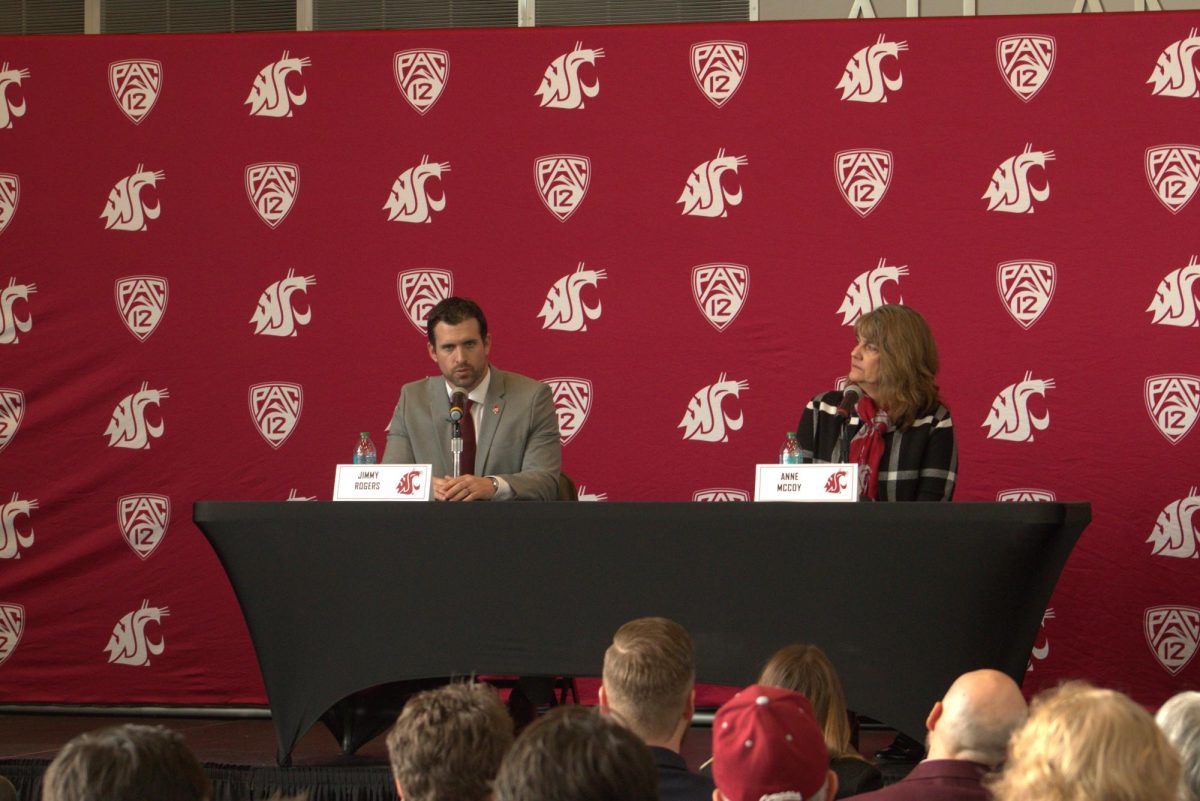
top-left (497, 379), bottom-right (561, 501)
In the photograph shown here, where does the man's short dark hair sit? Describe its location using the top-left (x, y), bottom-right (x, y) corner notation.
top-left (426, 297), bottom-right (488, 345)
top-left (42, 724), bottom-right (211, 801)
top-left (494, 706), bottom-right (658, 801)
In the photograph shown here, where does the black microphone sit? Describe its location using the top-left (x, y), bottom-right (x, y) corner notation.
top-left (836, 384), bottom-right (862, 418)
top-left (449, 391), bottom-right (466, 422)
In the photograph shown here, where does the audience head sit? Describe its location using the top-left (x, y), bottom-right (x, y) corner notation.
top-left (600, 616), bottom-right (696, 746)
top-left (712, 684), bottom-right (835, 801)
top-left (991, 681), bottom-right (1181, 801)
top-left (925, 668), bottom-right (1028, 767)
top-left (758, 643), bottom-right (857, 760)
top-left (493, 705), bottom-right (658, 801)
top-left (0, 776), bottom-right (16, 801)
top-left (1157, 691), bottom-right (1200, 801)
top-left (42, 723), bottom-right (210, 801)
top-left (386, 681), bottom-right (514, 801)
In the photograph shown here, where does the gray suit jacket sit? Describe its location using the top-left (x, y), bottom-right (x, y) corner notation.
top-left (382, 367), bottom-right (562, 501)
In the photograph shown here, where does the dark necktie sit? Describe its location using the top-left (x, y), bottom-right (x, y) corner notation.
top-left (460, 398), bottom-right (476, 475)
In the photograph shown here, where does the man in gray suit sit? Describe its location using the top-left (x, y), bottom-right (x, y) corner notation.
top-left (383, 297), bottom-right (561, 501)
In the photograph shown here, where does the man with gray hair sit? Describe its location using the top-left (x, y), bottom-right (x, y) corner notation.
top-left (1157, 691), bottom-right (1200, 801)
top-left (852, 669), bottom-right (1028, 801)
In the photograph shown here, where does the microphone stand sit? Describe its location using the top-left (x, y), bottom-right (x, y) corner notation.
top-left (451, 420), bottom-right (463, 478)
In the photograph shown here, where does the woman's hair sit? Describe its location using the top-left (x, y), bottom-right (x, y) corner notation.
top-left (758, 644), bottom-right (860, 760)
top-left (990, 681), bottom-right (1181, 801)
top-left (853, 304), bottom-right (941, 428)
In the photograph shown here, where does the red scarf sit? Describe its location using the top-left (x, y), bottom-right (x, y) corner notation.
top-left (848, 395), bottom-right (889, 501)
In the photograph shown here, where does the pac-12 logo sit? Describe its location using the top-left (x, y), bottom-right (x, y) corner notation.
top-left (679, 373), bottom-right (748, 444)
top-left (0, 173), bottom-right (18, 235)
top-left (535, 155), bottom-right (591, 222)
top-left (825, 470), bottom-right (850, 494)
top-left (835, 149), bottom-right (892, 217)
top-left (249, 382), bottom-right (303, 449)
top-left (536, 42), bottom-right (605, 109)
top-left (544, 377), bottom-right (592, 446)
top-left (1144, 373), bottom-right (1200, 445)
top-left (0, 276), bottom-right (37, 344)
top-left (678, 149), bottom-right (748, 218)
top-left (245, 162), bottom-right (299, 228)
top-left (997, 260), bottom-right (1055, 329)
top-left (691, 41), bottom-right (747, 108)
top-left (1146, 145), bottom-right (1200, 214)
top-left (983, 144), bottom-right (1054, 214)
top-left (996, 35), bottom-right (1055, 102)
top-left (997, 488), bottom-right (1057, 502)
top-left (838, 258), bottom-right (907, 326)
top-left (384, 156), bottom-right (450, 223)
top-left (251, 269), bottom-right (315, 337)
top-left (394, 49), bottom-right (449, 115)
top-left (1144, 605), bottom-right (1200, 676)
top-left (0, 62), bottom-right (30, 129)
top-left (1147, 487), bottom-right (1200, 560)
top-left (105, 382), bottom-right (169, 450)
top-left (693, 488), bottom-right (749, 502)
top-left (108, 59), bottom-right (162, 124)
top-left (0, 492), bottom-right (37, 560)
top-left (246, 51), bottom-right (311, 117)
top-left (538, 262), bottom-right (607, 332)
top-left (837, 35), bottom-right (907, 103)
top-left (115, 276), bottom-right (167, 342)
top-left (1148, 29), bottom-right (1200, 99)
top-left (105, 600), bottom-right (169, 667)
top-left (397, 269), bottom-right (453, 334)
top-left (117, 493), bottom-right (170, 560)
top-left (982, 372), bottom-right (1055, 442)
top-left (101, 165), bottom-right (165, 232)
top-left (0, 603), bottom-right (24, 667)
top-left (692, 263), bottom-right (748, 332)
top-left (1148, 255), bottom-right (1200, 327)
top-left (0, 388), bottom-right (23, 454)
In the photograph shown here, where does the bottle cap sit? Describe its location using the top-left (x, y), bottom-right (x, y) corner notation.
top-left (360, 431), bottom-right (369, 437)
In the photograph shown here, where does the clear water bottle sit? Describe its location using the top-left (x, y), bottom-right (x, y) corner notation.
top-left (352, 432), bottom-right (377, 464)
top-left (779, 431), bottom-right (803, 465)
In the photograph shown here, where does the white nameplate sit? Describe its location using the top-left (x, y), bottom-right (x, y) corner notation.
top-left (333, 464), bottom-right (433, 501)
top-left (753, 463), bottom-right (859, 502)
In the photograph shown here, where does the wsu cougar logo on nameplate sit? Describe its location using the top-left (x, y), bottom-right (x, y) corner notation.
top-left (0, 173), bottom-right (19, 235)
top-left (838, 258), bottom-right (906, 326)
top-left (0, 603), bottom-right (23, 667)
top-left (246, 51), bottom-right (310, 117)
top-left (1146, 146), bottom-right (1200, 214)
top-left (692, 263), bottom-right (748, 332)
top-left (996, 35), bottom-right (1055, 102)
top-left (836, 149), bottom-right (892, 217)
top-left (984, 144), bottom-right (1054, 213)
top-left (384, 156), bottom-right (450, 223)
top-left (105, 382), bottom-right (168, 450)
top-left (997, 260), bottom-right (1055, 329)
top-left (101, 165), bottom-right (164, 231)
top-left (544, 378), bottom-right (592, 446)
top-left (109, 60), bottom-right (161, 124)
top-left (118, 493), bottom-right (170, 560)
top-left (1148, 255), bottom-right (1200, 327)
top-left (249, 382), bottom-right (303, 449)
top-left (536, 42), bottom-right (605, 109)
top-left (535, 155), bottom-right (590, 222)
top-left (691, 41), bottom-right (747, 108)
top-left (1145, 373), bottom-right (1200, 445)
top-left (397, 269), bottom-right (453, 334)
top-left (115, 276), bottom-right (167, 342)
top-left (0, 388), bottom-right (23, 454)
top-left (997, 488), bottom-right (1056, 502)
top-left (693, 489), bottom-right (749, 502)
top-left (105, 600), bottom-right (169, 667)
top-left (0, 277), bottom-right (37, 344)
top-left (1147, 487), bottom-right (1200, 559)
top-left (394, 49), bottom-right (448, 115)
top-left (245, 162), bottom-right (298, 228)
top-left (838, 35), bottom-right (907, 103)
top-left (250, 269), bottom-right (315, 337)
top-left (1148, 29), bottom-right (1200, 99)
top-left (678, 149), bottom-right (748, 218)
top-left (539, 263), bottom-right (606, 332)
top-left (0, 62), bottom-right (30, 129)
top-left (982, 372), bottom-right (1056, 442)
top-left (680, 373), bottom-right (749, 444)
top-left (1145, 605), bottom-right (1200, 676)
top-left (0, 493), bottom-right (37, 560)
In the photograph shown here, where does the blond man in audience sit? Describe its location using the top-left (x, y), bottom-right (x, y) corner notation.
top-left (42, 724), bottom-right (210, 801)
top-left (1157, 691), bottom-right (1200, 801)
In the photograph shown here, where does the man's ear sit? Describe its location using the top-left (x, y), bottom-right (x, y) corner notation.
top-left (394, 777), bottom-right (405, 801)
top-left (598, 684), bottom-right (609, 714)
top-left (712, 789), bottom-right (724, 801)
top-left (826, 769), bottom-right (839, 801)
top-left (684, 687), bottom-right (696, 721)
top-left (926, 700), bottom-right (944, 733)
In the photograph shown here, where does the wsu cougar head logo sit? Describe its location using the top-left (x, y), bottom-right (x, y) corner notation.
top-left (101, 165), bottom-right (165, 232)
top-left (1145, 373), bottom-right (1200, 445)
top-left (678, 149), bottom-right (748, 218)
top-left (245, 162), bottom-right (299, 228)
top-left (249, 382), bottom-right (303, 449)
top-left (1148, 255), bottom-right (1200, 327)
top-left (536, 42), bottom-right (605, 109)
top-left (693, 488), bottom-right (748, 502)
top-left (539, 263), bottom-right (606, 332)
top-left (837, 258), bottom-right (907, 326)
top-left (535, 155), bottom-right (591, 222)
top-left (984, 144), bottom-right (1054, 213)
top-left (0, 492), bottom-right (37, 560)
top-left (1145, 605), bottom-right (1200, 676)
top-left (825, 471), bottom-right (850, 494)
top-left (691, 41), bottom-right (747, 108)
top-left (1148, 29), bottom-right (1200, 99)
top-left (836, 149), bottom-right (892, 217)
top-left (115, 276), bottom-right (167, 342)
top-left (397, 269), bottom-right (453, 334)
top-left (997, 488), bottom-right (1057, 502)
top-left (982, 372), bottom-right (1056, 442)
top-left (577, 485), bottom-right (608, 502)
top-left (108, 59), bottom-right (162, 124)
top-left (544, 377), bottom-right (592, 446)
top-left (118, 493), bottom-right (170, 560)
top-left (997, 35), bottom-right (1055, 102)
top-left (1147, 487), bottom-right (1200, 560)
top-left (105, 382), bottom-right (169, 450)
top-left (997, 260), bottom-right (1055, 329)
top-left (1146, 145), bottom-right (1200, 214)
top-left (679, 373), bottom-right (749, 444)
top-left (1027, 608), bottom-right (1055, 671)
top-left (0, 62), bottom-right (30, 129)
top-left (394, 49), bottom-right (448, 115)
top-left (250, 269), bottom-right (315, 337)
top-left (0, 277), bottom-right (36, 344)
top-left (0, 603), bottom-right (24, 666)
top-left (246, 51), bottom-right (311, 117)
top-left (105, 600), bottom-right (169, 667)
top-left (384, 156), bottom-right (450, 223)
top-left (838, 35), bottom-right (907, 103)
top-left (0, 388), bottom-right (23, 454)
top-left (692, 263), bottom-right (749, 332)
